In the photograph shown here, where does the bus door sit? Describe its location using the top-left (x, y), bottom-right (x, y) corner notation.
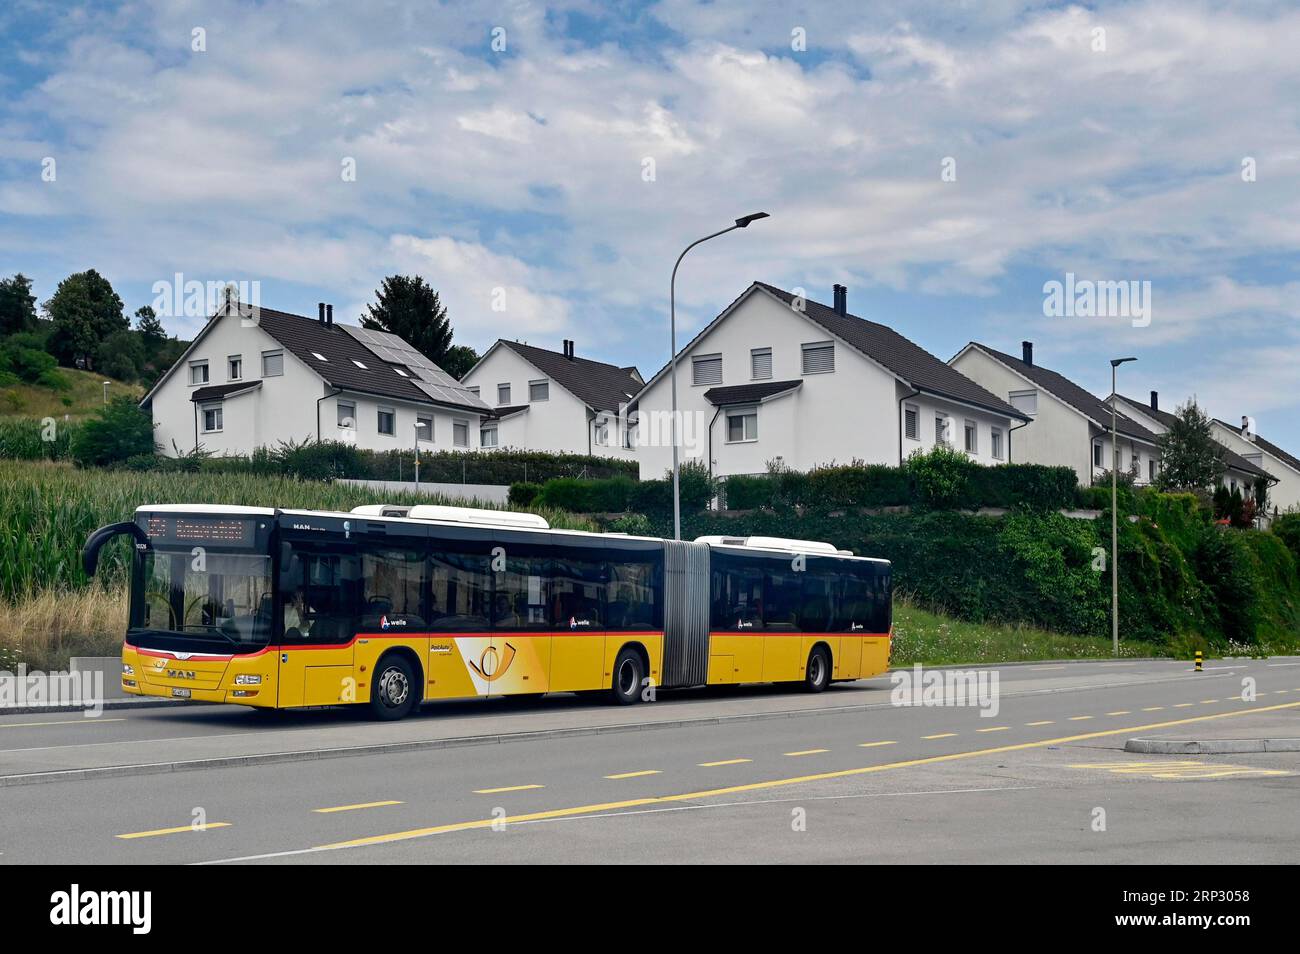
top-left (549, 543), bottom-right (607, 693)
top-left (278, 544), bottom-right (360, 707)
top-left (485, 539), bottom-right (551, 696)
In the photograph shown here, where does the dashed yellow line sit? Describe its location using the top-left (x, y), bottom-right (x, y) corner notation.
top-left (1200, 700), bottom-right (1218, 704)
top-left (117, 822), bottom-right (231, 840)
top-left (312, 701), bottom-right (1300, 853)
top-left (784, 748), bottom-right (829, 757)
top-left (1026, 720), bottom-right (1054, 726)
top-left (313, 800), bottom-right (403, 814)
top-left (923, 732), bottom-right (957, 740)
top-left (604, 770), bottom-right (660, 780)
top-left (858, 741), bottom-right (897, 748)
top-left (698, 758), bottom-right (751, 767)
top-left (1142, 707), bottom-right (1164, 712)
top-left (1173, 703), bottom-right (1194, 708)
top-left (1107, 710), bottom-right (1131, 716)
top-left (976, 726), bottom-right (1010, 733)
top-left (473, 784), bottom-right (544, 794)
top-left (1069, 715), bottom-right (1093, 721)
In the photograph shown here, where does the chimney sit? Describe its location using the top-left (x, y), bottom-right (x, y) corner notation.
top-left (326, 304), bottom-right (333, 326)
top-left (318, 302), bottom-right (326, 324)
top-left (832, 284), bottom-right (847, 316)
top-left (1150, 390), bottom-right (1158, 412)
top-left (565, 339), bottom-right (575, 361)
top-left (1022, 341), bottom-right (1034, 366)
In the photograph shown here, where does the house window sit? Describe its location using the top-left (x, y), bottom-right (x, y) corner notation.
top-left (1148, 458), bottom-right (1156, 482)
top-left (991, 427), bottom-right (1004, 460)
top-left (904, 405), bottom-right (919, 441)
top-left (481, 425), bottom-right (499, 448)
top-left (801, 341), bottom-right (834, 374)
top-left (453, 421), bottom-right (469, 448)
top-left (692, 354), bottom-right (723, 386)
top-left (311, 352), bottom-right (328, 362)
top-left (201, 403), bottom-right (223, 433)
top-left (377, 407), bottom-right (395, 436)
top-left (497, 383), bottom-right (511, 405)
top-left (1093, 441), bottom-right (1103, 469)
top-left (726, 406), bottom-right (758, 443)
top-left (337, 400), bottom-right (356, 428)
top-left (529, 379), bottom-right (549, 402)
top-left (416, 415), bottom-right (433, 443)
top-left (964, 420), bottom-right (977, 454)
top-left (189, 361), bottom-right (209, 385)
top-left (262, 350), bottom-right (283, 377)
top-left (935, 415), bottom-right (950, 446)
top-left (352, 359), bottom-right (368, 369)
top-left (468, 386), bottom-right (480, 397)
top-left (1009, 389), bottom-right (1037, 417)
top-left (751, 348), bottom-right (772, 380)
top-left (227, 356), bottom-right (242, 381)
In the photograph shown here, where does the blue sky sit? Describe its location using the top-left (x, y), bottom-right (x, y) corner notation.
top-left (3, 0), bottom-right (1300, 447)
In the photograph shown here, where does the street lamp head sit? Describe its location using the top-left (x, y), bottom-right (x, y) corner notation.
top-left (1110, 356), bottom-right (1137, 367)
top-left (734, 212), bottom-right (770, 228)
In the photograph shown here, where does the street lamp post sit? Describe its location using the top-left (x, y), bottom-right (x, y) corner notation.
top-left (669, 212), bottom-right (770, 540)
top-left (102, 381), bottom-right (111, 404)
top-left (1110, 356), bottom-right (1136, 656)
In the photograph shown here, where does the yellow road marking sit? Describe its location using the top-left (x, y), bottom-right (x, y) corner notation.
top-left (1200, 700), bottom-right (1218, 704)
top-left (1068, 716), bottom-right (1093, 721)
top-left (604, 770), bottom-right (661, 780)
top-left (858, 741), bottom-right (897, 748)
top-left (1026, 720), bottom-right (1054, 726)
top-left (1107, 710), bottom-right (1131, 715)
top-left (976, 726), bottom-right (1009, 733)
top-left (117, 822), bottom-right (231, 840)
top-left (784, 748), bottom-right (829, 757)
top-left (314, 701), bottom-right (1300, 852)
top-left (1173, 703), bottom-right (1194, 708)
top-left (1070, 760), bottom-right (1290, 781)
top-left (698, 758), bottom-right (751, 767)
top-left (0, 718), bottom-right (127, 729)
top-left (1142, 707), bottom-right (1164, 712)
top-left (313, 800), bottom-right (403, 813)
top-left (473, 784), bottom-right (543, 794)
top-left (922, 732), bottom-right (956, 739)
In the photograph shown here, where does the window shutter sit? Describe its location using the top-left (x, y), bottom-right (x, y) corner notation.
top-left (751, 349), bottom-right (772, 380)
top-left (692, 355), bottom-right (723, 386)
top-left (801, 342), bottom-right (834, 374)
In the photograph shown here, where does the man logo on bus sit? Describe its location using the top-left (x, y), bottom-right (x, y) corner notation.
top-left (468, 642), bottom-right (517, 679)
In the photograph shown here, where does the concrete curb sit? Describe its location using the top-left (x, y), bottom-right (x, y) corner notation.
top-left (1124, 737), bottom-right (1300, 755)
top-left (0, 698), bottom-right (190, 716)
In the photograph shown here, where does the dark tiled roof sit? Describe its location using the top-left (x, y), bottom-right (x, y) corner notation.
top-left (190, 381), bottom-right (261, 403)
top-left (753, 284), bottom-right (1029, 421)
top-left (1213, 418), bottom-right (1300, 477)
top-left (1115, 396), bottom-right (1275, 480)
top-left (252, 308), bottom-right (487, 413)
top-left (494, 340), bottom-right (642, 414)
top-left (703, 379), bottom-right (801, 406)
top-left (968, 343), bottom-right (1158, 444)
top-left (487, 404), bottom-right (530, 420)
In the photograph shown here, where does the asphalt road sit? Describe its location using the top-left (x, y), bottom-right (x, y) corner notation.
top-left (1, 657), bottom-right (1298, 863)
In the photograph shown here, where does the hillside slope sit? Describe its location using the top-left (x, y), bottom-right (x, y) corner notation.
top-left (0, 369), bottom-right (145, 421)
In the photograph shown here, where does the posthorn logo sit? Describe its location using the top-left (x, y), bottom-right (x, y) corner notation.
top-left (49, 884), bottom-right (151, 934)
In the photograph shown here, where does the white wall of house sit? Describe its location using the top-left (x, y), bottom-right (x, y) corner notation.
top-left (150, 311), bottom-right (483, 456)
top-left (325, 392), bottom-right (485, 455)
top-left (463, 345), bottom-right (635, 459)
top-left (1211, 421), bottom-right (1300, 512)
top-left (633, 289), bottom-right (1018, 480)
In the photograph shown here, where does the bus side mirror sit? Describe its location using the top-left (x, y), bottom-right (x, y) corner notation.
top-left (83, 521), bottom-right (149, 578)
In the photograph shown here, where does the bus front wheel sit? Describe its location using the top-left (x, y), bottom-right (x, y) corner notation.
top-left (609, 648), bottom-right (645, 706)
top-left (803, 647), bottom-right (831, 693)
top-left (370, 654), bottom-right (419, 720)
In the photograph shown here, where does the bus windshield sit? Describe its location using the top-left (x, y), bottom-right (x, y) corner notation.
top-left (131, 548), bottom-right (274, 651)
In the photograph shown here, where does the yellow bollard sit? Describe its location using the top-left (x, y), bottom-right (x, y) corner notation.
top-left (1194, 650), bottom-right (1203, 672)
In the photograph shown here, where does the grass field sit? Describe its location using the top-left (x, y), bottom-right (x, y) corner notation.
top-left (0, 369), bottom-right (144, 421)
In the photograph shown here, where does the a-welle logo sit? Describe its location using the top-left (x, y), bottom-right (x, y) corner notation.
top-left (49, 884), bottom-right (151, 934)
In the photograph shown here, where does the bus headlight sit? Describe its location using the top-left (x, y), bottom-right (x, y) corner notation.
top-left (234, 674), bottom-right (262, 685)
top-left (122, 663), bottom-right (135, 676)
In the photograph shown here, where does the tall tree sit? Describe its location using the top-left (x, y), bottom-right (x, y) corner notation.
top-left (362, 275), bottom-right (454, 367)
top-left (44, 269), bottom-right (127, 369)
top-left (0, 273), bottom-right (38, 336)
top-left (1156, 400), bottom-right (1225, 491)
top-left (135, 305), bottom-right (166, 358)
top-left (442, 343), bottom-right (479, 380)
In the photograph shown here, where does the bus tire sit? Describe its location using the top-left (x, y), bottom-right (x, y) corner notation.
top-left (609, 647), bottom-right (645, 706)
top-left (804, 646), bottom-right (831, 693)
top-left (370, 654), bottom-right (419, 720)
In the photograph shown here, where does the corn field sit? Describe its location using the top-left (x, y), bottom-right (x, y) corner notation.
top-left (0, 460), bottom-right (595, 600)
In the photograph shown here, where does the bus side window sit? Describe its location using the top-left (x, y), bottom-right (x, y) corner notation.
top-left (428, 548), bottom-right (491, 631)
top-left (798, 563), bottom-right (834, 633)
top-left (608, 555), bottom-right (661, 631)
top-left (359, 548), bottom-right (426, 630)
top-left (282, 547), bottom-right (361, 643)
top-left (762, 567), bottom-right (802, 632)
top-left (493, 547), bottom-right (548, 631)
top-left (711, 554), bottom-right (764, 631)
top-left (551, 548), bottom-right (605, 629)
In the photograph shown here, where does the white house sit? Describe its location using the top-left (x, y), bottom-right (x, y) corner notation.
top-left (461, 339), bottom-right (642, 459)
top-left (1210, 415), bottom-right (1300, 514)
top-left (950, 341), bottom-right (1161, 487)
top-left (143, 300), bottom-right (491, 456)
top-left (630, 282), bottom-right (1029, 481)
top-left (1107, 391), bottom-right (1276, 499)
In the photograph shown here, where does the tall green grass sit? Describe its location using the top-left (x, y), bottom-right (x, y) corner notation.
top-left (0, 460), bottom-right (594, 599)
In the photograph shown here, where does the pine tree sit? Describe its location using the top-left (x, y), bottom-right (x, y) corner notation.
top-left (361, 275), bottom-right (454, 367)
top-left (1155, 400), bottom-right (1224, 491)
top-left (0, 273), bottom-right (38, 336)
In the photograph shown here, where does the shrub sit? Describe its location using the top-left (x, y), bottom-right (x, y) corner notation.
top-left (69, 397), bottom-right (156, 467)
top-left (536, 475), bottom-right (635, 513)
top-left (508, 482), bottom-right (542, 507)
top-left (904, 445), bottom-right (976, 510)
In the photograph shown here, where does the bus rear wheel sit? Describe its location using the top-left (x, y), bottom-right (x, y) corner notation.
top-left (609, 648), bottom-right (645, 706)
top-left (370, 654), bottom-right (419, 720)
top-left (804, 646), bottom-right (831, 693)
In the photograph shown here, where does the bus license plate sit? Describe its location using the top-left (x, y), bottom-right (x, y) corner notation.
top-left (171, 688), bottom-right (191, 698)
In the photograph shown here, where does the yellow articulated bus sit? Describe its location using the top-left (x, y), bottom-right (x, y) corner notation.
top-left (82, 503), bottom-right (892, 720)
